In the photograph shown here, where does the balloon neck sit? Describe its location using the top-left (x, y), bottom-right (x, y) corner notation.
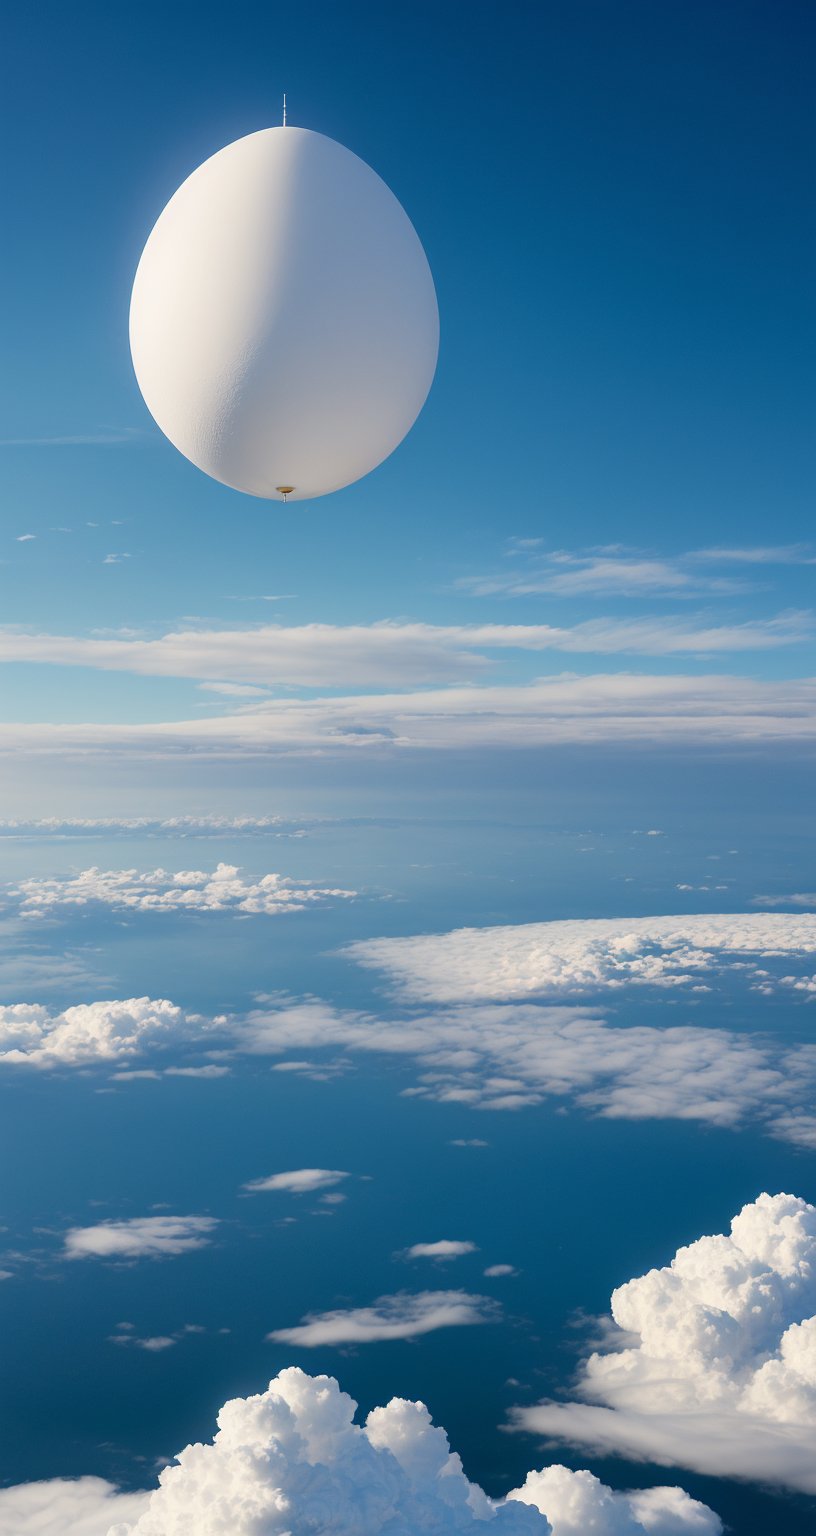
top-left (276, 485), bottom-right (296, 502)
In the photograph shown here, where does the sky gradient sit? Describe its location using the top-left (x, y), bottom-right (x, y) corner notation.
top-left (0, 4), bottom-right (814, 1535)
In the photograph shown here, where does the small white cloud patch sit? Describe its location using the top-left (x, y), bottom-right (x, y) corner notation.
top-left (243, 1168), bottom-right (349, 1195)
top-left (402, 1240), bottom-right (478, 1261)
top-left (64, 1215), bottom-right (218, 1261)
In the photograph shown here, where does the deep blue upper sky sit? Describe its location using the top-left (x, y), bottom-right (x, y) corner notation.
top-left (1, 0), bottom-right (813, 642)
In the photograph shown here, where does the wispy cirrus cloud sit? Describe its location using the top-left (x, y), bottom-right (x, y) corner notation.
top-left (458, 548), bottom-right (744, 599)
top-left (2, 672), bottom-right (816, 758)
top-left (458, 543), bottom-right (816, 599)
top-left (689, 544), bottom-right (816, 564)
top-left (0, 427), bottom-right (146, 446)
top-left (242, 1168), bottom-right (349, 1195)
top-left (0, 612), bottom-right (809, 692)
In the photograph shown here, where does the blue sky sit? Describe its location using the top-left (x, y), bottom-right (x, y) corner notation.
top-left (1, 5), bottom-right (815, 1536)
top-left (1, 0), bottom-right (813, 756)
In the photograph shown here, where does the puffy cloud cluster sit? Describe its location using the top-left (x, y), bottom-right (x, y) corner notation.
top-left (0, 997), bottom-right (207, 1068)
top-left (6, 964), bottom-right (816, 1147)
top-left (14, 862), bottom-right (355, 917)
top-left (512, 1192), bottom-right (816, 1493)
top-left (345, 912), bottom-right (816, 1003)
top-left (0, 1367), bottom-right (717, 1535)
top-left (64, 1215), bottom-right (218, 1261)
top-left (268, 1291), bottom-right (497, 1347)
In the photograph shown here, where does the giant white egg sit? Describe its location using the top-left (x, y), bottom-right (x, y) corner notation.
top-left (129, 126), bottom-right (439, 502)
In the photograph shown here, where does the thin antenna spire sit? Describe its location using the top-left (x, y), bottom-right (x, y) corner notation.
top-left (283, 93), bottom-right (287, 127)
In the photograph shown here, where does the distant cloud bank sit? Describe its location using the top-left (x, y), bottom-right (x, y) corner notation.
top-left (13, 862), bottom-right (356, 918)
top-left (345, 911), bottom-right (816, 1002)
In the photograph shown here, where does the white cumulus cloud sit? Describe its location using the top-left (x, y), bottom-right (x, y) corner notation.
top-left (14, 862), bottom-right (356, 917)
top-left (0, 997), bottom-right (208, 1068)
top-left (64, 1215), bottom-right (218, 1261)
top-left (511, 1192), bottom-right (816, 1493)
top-left (1, 1368), bottom-right (717, 1535)
top-left (3, 673), bottom-right (816, 759)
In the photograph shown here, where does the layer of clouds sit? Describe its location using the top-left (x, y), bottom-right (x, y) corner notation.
top-left (14, 862), bottom-right (356, 917)
top-left (242, 1168), bottom-right (349, 1195)
top-left (64, 1215), bottom-right (218, 1261)
top-left (242, 994), bottom-right (816, 1143)
top-left (5, 903), bottom-right (816, 1144)
top-left (345, 912), bottom-right (816, 1003)
top-left (511, 1192), bottom-right (816, 1494)
top-left (0, 426), bottom-right (144, 446)
top-left (54, 1367), bottom-right (720, 1535)
top-left (0, 815), bottom-right (300, 837)
top-left (267, 1290), bottom-right (498, 1347)
top-left (4, 672), bottom-right (816, 758)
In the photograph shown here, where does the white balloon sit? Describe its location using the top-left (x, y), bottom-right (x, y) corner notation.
top-left (129, 126), bottom-right (439, 500)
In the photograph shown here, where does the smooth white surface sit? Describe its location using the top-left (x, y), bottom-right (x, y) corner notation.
top-left (130, 127), bottom-right (439, 500)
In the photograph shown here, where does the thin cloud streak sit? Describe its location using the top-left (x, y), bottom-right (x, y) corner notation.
top-left (0, 612), bottom-right (810, 690)
top-left (3, 672), bottom-right (816, 756)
